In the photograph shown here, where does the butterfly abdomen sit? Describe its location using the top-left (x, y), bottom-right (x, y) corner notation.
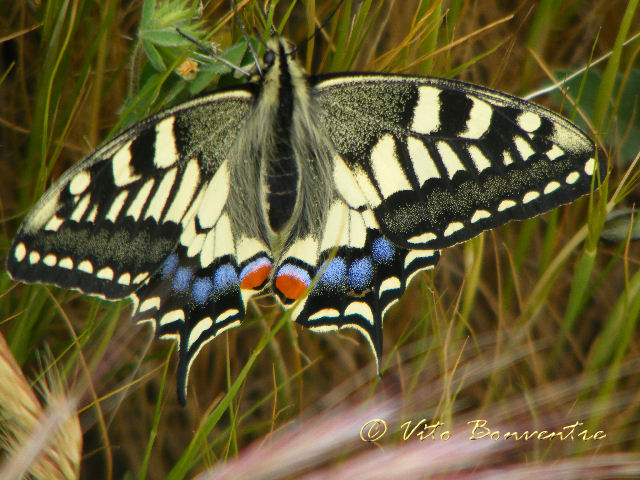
top-left (255, 39), bottom-right (305, 234)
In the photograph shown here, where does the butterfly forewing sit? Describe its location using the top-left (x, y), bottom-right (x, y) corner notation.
top-left (312, 74), bottom-right (604, 250)
top-left (8, 88), bottom-right (255, 299)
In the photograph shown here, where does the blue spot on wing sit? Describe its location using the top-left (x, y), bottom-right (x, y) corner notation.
top-left (161, 253), bottom-right (179, 277)
top-left (372, 237), bottom-right (395, 264)
top-left (213, 264), bottom-right (238, 291)
top-left (173, 267), bottom-right (192, 291)
top-left (348, 258), bottom-right (373, 290)
top-left (318, 257), bottom-right (347, 286)
top-left (192, 278), bottom-right (213, 304)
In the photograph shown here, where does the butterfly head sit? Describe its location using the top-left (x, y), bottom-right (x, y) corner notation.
top-left (262, 38), bottom-right (297, 68)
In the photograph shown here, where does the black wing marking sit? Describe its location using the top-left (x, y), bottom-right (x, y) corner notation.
top-left (312, 74), bottom-right (605, 250)
top-left (7, 88), bottom-right (255, 299)
top-left (271, 198), bottom-right (439, 367)
top-left (287, 228), bottom-right (439, 368)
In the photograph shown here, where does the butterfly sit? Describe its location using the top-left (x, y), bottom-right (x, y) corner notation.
top-left (6, 34), bottom-right (604, 404)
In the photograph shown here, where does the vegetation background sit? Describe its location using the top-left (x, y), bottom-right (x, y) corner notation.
top-left (0, 0), bottom-right (639, 478)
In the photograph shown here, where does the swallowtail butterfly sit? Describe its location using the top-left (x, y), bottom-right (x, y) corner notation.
top-left (7, 35), bottom-right (604, 404)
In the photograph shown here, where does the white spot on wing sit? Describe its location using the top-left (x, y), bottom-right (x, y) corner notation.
top-left (164, 159), bottom-right (200, 223)
top-left (118, 273), bottom-right (131, 285)
top-left (139, 297), bottom-right (160, 313)
top-left (213, 320), bottom-right (241, 338)
top-left (78, 260), bottom-right (93, 273)
top-left (87, 205), bottom-right (98, 222)
top-left (160, 309), bottom-right (184, 326)
top-left (517, 111), bottom-right (541, 132)
top-left (320, 201), bottom-right (349, 251)
top-left (468, 145), bottom-right (491, 172)
top-left (215, 309), bottom-right (240, 325)
top-left (584, 158), bottom-right (595, 176)
top-left (43, 254), bottom-right (57, 266)
top-left (69, 171), bottom-right (91, 195)
top-left (461, 97), bottom-right (492, 138)
top-left (145, 168), bottom-right (177, 221)
top-left (58, 257), bottom-right (73, 269)
top-left (154, 117), bottom-right (178, 168)
top-left (70, 195), bottom-right (91, 222)
top-left (97, 267), bottom-right (114, 281)
top-left (44, 215), bottom-right (64, 232)
top-left (29, 251), bottom-right (41, 264)
top-left (133, 272), bottom-right (148, 284)
top-left (354, 168), bottom-right (382, 207)
top-left (523, 191), bottom-right (540, 203)
top-left (213, 214), bottom-right (234, 258)
top-left (112, 141), bottom-right (141, 186)
top-left (283, 236), bottom-right (318, 266)
top-left (188, 317), bottom-right (213, 350)
top-left (444, 222), bottom-right (463, 236)
top-left (566, 171), bottom-right (579, 184)
top-left (308, 324), bottom-right (338, 333)
top-left (437, 142), bottom-right (465, 179)
top-left (344, 301), bottom-right (374, 326)
top-left (379, 277), bottom-right (401, 295)
top-left (14, 243), bottom-right (26, 262)
top-left (503, 150), bottom-right (514, 166)
top-left (514, 137), bottom-right (535, 161)
top-left (308, 308), bottom-right (340, 321)
top-left (544, 181), bottom-right (561, 194)
top-left (105, 190), bottom-right (129, 222)
top-left (237, 237), bottom-right (269, 264)
top-left (411, 86), bottom-right (440, 135)
top-left (371, 134), bottom-right (411, 197)
top-left (197, 161), bottom-right (230, 229)
top-left (407, 137), bottom-right (440, 185)
top-left (348, 210), bottom-right (367, 249)
top-left (407, 232), bottom-right (436, 244)
top-left (498, 200), bottom-right (516, 211)
top-left (127, 179), bottom-right (154, 220)
top-left (333, 154), bottom-right (367, 209)
top-left (404, 249), bottom-right (436, 270)
top-left (471, 210), bottom-right (491, 223)
top-left (546, 145), bottom-right (564, 160)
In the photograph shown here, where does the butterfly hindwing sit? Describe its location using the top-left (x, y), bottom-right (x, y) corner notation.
top-left (312, 74), bottom-right (604, 250)
top-left (131, 185), bottom-right (273, 403)
top-left (273, 198), bottom-right (440, 366)
top-left (286, 228), bottom-right (440, 367)
top-left (7, 88), bottom-right (255, 299)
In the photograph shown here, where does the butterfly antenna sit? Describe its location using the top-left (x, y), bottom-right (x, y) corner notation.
top-left (230, 0), bottom-right (262, 75)
top-left (175, 28), bottom-right (251, 78)
top-left (294, 0), bottom-right (345, 55)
